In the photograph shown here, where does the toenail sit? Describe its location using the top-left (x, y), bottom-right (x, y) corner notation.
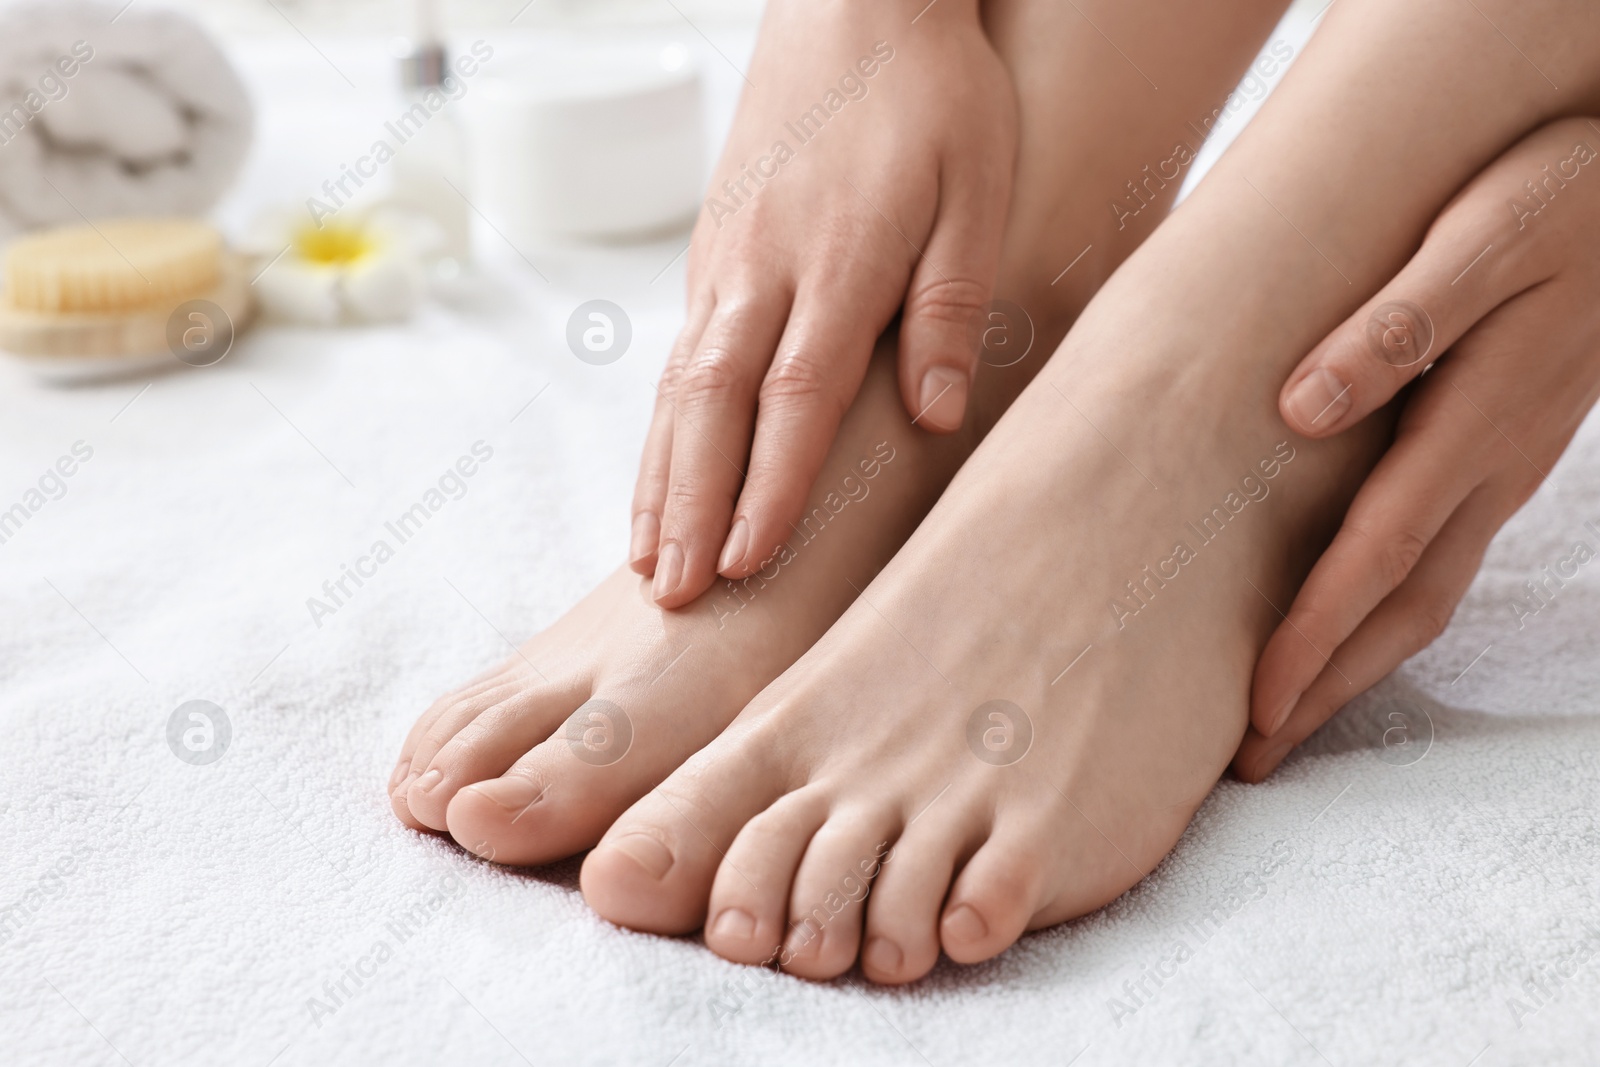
top-left (610, 833), bottom-right (674, 880)
top-left (864, 936), bottom-right (903, 975)
top-left (389, 760), bottom-right (411, 790)
top-left (652, 541), bottom-right (685, 601)
top-left (710, 908), bottom-right (756, 942)
top-left (413, 768), bottom-right (443, 792)
top-left (466, 777), bottom-right (543, 815)
top-left (943, 903), bottom-right (989, 944)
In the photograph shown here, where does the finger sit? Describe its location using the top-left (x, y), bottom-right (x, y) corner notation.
top-left (1251, 407), bottom-right (1491, 736)
top-left (897, 156), bottom-right (1011, 434)
top-left (718, 284), bottom-right (880, 578)
top-left (652, 290), bottom-right (791, 608)
top-left (1235, 485), bottom-right (1504, 782)
top-left (631, 295), bottom-right (714, 575)
top-left (1280, 177), bottom-right (1553, 439)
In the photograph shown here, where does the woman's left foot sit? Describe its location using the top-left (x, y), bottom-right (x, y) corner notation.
top-left (580, 274), bottom-right (1389, 983)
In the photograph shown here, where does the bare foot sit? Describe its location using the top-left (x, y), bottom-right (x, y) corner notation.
top-left (389, 349), bottom-right (967, 864)
top-left (386, 0), bottom-right (1283, 867)
top-left (578, 311), bottom-right (1387, 980)
top-left (578, 0), bottom-right (1600, 983)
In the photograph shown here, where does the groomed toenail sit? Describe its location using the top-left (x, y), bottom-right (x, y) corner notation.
top-left (710, 908), bottom-right (756, 942)
top-left (943, 904), bottom-right (989, 943)
top-left (413, 768), bottom-right (443, 792)
top-left (611, 833), bottom-right (674, 880)
top-left (389, 760), bottom-right (411, 790)
top-left (864, 936), bottom-right (903, 975)
top-left (466, 777), bottom-right (544, 815)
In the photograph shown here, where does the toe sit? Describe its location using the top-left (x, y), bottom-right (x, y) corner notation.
top-left (390, 675), bottom-right (519, 828)
top-left (403, 685), bottom-right (583, 831)
top-left (445, 694), bottom-right (658, 865)
top-left (939, 827), bottom-right (1049, 966)
top-left (862, 798), bottom-right (984, 984)
top-left (581, 723), bottom-right (786, 935)
top-left (776, 805), bottom-right (900, 980)
top-left (703, 790), bottom-right (829, 965)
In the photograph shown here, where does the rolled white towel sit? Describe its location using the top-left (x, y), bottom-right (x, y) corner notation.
top-left (0, 0), bottom-right (252, 236)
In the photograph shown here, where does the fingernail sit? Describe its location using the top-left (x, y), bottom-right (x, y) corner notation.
top-left (466, 777), bottom-right (543, 814)
top-left (1285, 368), bottom-right (1351, 431)
top-left (413, 768), bottom-right (443, 793)
top-left (630, 512), bottom-right (660, 564)
top-left (710, 907), bottom-right (756, 942)
top-left (389, 760), bottom-right (411, 790)
top-left (1267, 695), bottom-right (1299, 737)
top-left (864, 936), bottom-right (903, 975)
top-left (611, 833), bottom-right (674, 880)
top-left (1253, 741), bottom-right (1294, 780)
top-left (718, 518), bottom-right (750, 575)
top-left (652, 541), bottom-right (684, 601)
top-left (917, 366), bottom-right (969, 432)
top-left (942, 903), bottom-right (988, 943)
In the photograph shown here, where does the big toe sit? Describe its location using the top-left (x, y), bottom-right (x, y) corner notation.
top-left (402, 685), bottom-right (578, 831)
top-left (581, 727), bottom-right (784, 934)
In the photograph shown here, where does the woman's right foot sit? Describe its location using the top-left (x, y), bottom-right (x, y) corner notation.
top-left (389, 349), bottom-right (969, 865)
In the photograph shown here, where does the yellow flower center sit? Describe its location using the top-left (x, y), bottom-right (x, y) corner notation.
top-left (294, 222), bottom-right (377, 266)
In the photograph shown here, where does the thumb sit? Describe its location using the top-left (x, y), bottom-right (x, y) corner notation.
top-left (897, 162), bottom-right (1011, 434)
top-left (1280, 190), bottom-right (1552, 439)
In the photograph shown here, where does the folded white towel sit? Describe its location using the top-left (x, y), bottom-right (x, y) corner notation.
top-left (0, 0), bottom-right (252, 237)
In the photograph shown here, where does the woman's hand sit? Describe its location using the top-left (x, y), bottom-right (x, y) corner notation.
top-left (1236, 116), bottom-right (1600, 781)
top-left (632, 0), bottom-right (1016, 607)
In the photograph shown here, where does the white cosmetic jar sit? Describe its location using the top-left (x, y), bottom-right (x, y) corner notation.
top-left (465, 41), bottom-right (706, 241)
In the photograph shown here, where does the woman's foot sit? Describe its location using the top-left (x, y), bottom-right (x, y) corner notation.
top-left (389, 349), bottom-right (968, 864)
top-left (579, 313), bottom-right (1388, 980)
top-left (579, 0), bottom-right (1600, 979)
top-left (387, 0), bottom-right (1287, 867)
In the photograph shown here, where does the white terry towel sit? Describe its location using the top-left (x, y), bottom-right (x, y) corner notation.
top-left (0, 0), bottom-right (252, 235)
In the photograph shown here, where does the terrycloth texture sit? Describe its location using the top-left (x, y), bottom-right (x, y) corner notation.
top-left (3, 20), bottom-right (1599, 1067)
top-left (0, 0), bottom-right (253, 238)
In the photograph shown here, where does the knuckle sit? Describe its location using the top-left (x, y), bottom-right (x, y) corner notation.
top-left (677, 347), bottom-right (747, 406)
top-left (1345, 517), bottom-right (1429, 591)
top-left (1411, 595), bottom-right (1458, 648)
top-left (760, 351), bottom-right (840, 410)
top-left (905, 276), bottom-right (990, 329)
